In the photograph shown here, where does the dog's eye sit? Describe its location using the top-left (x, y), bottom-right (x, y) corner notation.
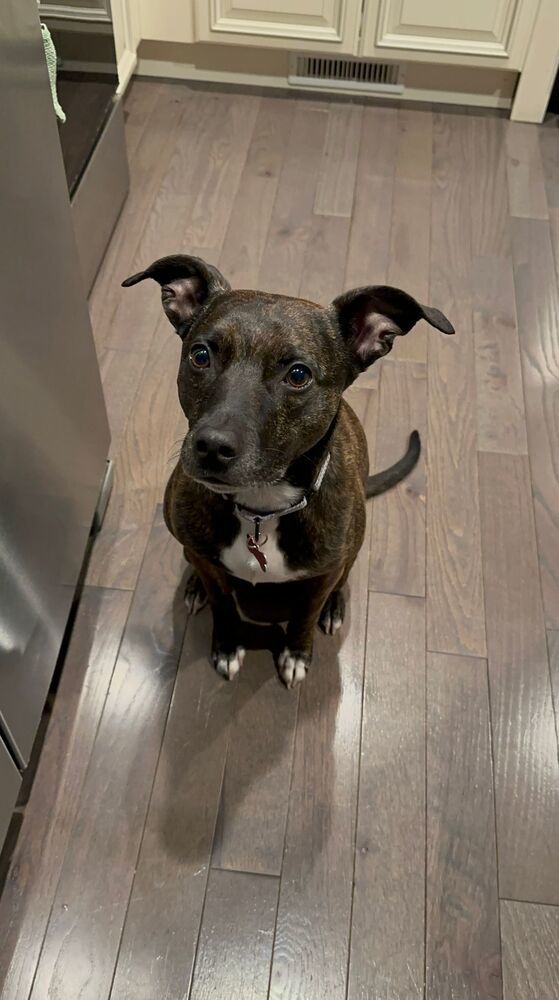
top-left (285, 364), bottom-right (312, 389)
top-left (190, 344), bottom-right (211, 369)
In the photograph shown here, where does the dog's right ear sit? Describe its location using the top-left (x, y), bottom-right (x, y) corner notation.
top-left (122, 254), bottom-right (230, 335)
top-left (332, 284), bottom-right (454, 378)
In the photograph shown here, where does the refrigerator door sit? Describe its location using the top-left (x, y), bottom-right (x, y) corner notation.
top-left (0, 0), bottom-right (110, 765)
top-left (0, 738), bottom-right (21, 850)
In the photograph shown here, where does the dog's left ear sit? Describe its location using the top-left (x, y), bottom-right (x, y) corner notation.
top-left (332, 285), bottom-right (454, 374)
top-left (122, 254), bottom-right (230, 334)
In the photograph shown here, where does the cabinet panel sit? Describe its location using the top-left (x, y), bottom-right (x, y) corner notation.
top-left (372, 0), bottom-right (524, 58)
top-left (139, 0), bottom-right (194, 43)
top-left (194, 0), bottom-right (360, 51)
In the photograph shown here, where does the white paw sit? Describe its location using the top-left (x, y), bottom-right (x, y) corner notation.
top-left (319, 592), bottom-right (345, 636)
top-left (213, 646), bottom-right (245, 680)
top-left (184, 576), bottom-right (208, 615)
top-left (278, 648), bottom-right (308, 689)
top-left (321, 609), bottom-right (343, 635)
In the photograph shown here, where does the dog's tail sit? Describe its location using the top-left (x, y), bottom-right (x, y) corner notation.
top-left (366, 430), bottom-right (421, 498)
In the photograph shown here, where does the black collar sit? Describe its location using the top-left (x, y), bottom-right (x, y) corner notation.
top-left (285, 409), bottom-right (339, 493)
top-left (233, 451), bottom-right (331, 535)
top-left (232, 409), bottom-right (338, 534)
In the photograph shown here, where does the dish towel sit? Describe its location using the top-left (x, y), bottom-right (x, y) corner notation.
top-left (39, 18), bottom-right (66, 123)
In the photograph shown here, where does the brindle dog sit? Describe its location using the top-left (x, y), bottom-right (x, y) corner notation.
top-left (123, 255), bottom-right (453, 688)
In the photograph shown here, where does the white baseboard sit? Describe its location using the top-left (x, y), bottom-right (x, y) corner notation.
top-left (135, 56), bottom-right (512, 108)
top-left (117, 49), bottom-right (138, 95)
top-left (136, 57), bottom-right (291, 91)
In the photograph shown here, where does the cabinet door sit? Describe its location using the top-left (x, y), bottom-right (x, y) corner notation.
top-left (194, 0), bottom-right (361, 52)
top-left (362, 0), bottom-right (537, 65)
top-left (139, 0), bottom-right (194, 42)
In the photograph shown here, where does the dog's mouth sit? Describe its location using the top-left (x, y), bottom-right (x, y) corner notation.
top-left (190, 472), bottom-right (286, 495)
top-left (192, 475), bottom-right (232, 494)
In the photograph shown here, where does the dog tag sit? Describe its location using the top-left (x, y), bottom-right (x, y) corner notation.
top-left (247, 534), bottom-right (267, 572)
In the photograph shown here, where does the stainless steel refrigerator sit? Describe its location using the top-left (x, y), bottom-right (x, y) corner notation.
top-left (0, 0), bottom-right (112, 846)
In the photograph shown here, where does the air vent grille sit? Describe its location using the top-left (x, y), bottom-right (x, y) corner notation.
top-left (289, 55), bottom-right (403, 94)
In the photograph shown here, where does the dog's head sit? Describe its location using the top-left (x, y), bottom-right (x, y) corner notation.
top-left (123, 254), bottom-right (453, 490)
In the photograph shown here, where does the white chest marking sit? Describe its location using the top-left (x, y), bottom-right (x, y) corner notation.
top-left (221, 517), bottom-right (301, 584)
top-left (220, 482), bottom-right (306, 585)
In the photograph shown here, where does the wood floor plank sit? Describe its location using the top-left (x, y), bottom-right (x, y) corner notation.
top-left (344, 382), bottom-right (379, 474)
top-left (109, 610), bottom-right (235, 1000)
top-left (84, 462), bottom-right (158, 591)
top-left (479, 452), bottom-right (559, 903)
top-left (501, 901), bottom-right (559, 1000)
top-left (511, 217), bottom-right (559, 627)
top-left (88, 311), bottom-right (186, 590)
top-left (546, 216), bottom-right (559, 288)
top-left (369, 360), bottom-right (427, 597)
top-left (469, 115), bottom-right (511, 257)
top-left (258, 103), bottom-right (328, 296)
top-left (268, 385), bottom-right (376, 1000)
top-left (89, 84), bottom-right (187, 356)
top-left (89, 86), bottom-right (185, 463)
top-left (388, 108), bottom-right (432, 363)
top-left (123, 80), bottom-right (162, 160)
top-left (472, 256), bottom-right (528, 455)
top-left (119, 318), bottom-right (185, 493)
top-left (345, 106), bottom-right (398, 289)
top-left (107, 90), bottom-right (227, 353)
top-left (219, 97), bottom-right (294, 289)
top-left (29, 511), bottom-right (187, 1000)
top-left (426, 652), bottom-right (501, 1000)
top-left (98, 347), bottom-right (149, 456)
top-left (189, 870), bottom-right (277, 1000)
top-left (547, 630), bottom-right (559, 751)
top-left (549, 195), bottom-right (559, 264)
top-left (0, 588), bottom-right (131, 1000)
top-left (347, 593), bottom-right (425, 1000)
top-left (395, 106), bottom-right (433, 182)
top-left (427, 112), bottom-right (486, 657)
top-left (539, 128), bottom-right (559, 285)
top-left (182, 94), bottom-right (260, 251)
top-left (211, 654), bottom-right (298, 877)
top-left (506, 122), bottom-right (549, 220)
top-left (268, 600), bottom-right (366, 1000)
top-left (298, 214), bottom-right (350, 304)
top-left (539, 126), bottom-right (559, 211)
top-left (314, 103), bottom-right (362, 217)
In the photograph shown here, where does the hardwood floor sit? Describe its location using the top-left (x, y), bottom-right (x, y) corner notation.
top-left (1, 81), bottom-right (558, 999)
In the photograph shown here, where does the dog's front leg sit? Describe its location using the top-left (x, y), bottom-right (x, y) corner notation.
top-left (211, 596), bottom-right (246, 681)
top-left (279, 572), bottom-right (339, 689)
top-left (186, 553), bottom-right (245, 681)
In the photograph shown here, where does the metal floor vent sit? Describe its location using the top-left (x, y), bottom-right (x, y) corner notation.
top-left (289, 55), bottom-right (403, 94)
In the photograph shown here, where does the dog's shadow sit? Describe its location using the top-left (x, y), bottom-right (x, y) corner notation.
top-left (157, 568), bottom-right (346, 875)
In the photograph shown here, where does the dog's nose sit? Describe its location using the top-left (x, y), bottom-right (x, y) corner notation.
top-left (194, 427), bottom-right (239, 467)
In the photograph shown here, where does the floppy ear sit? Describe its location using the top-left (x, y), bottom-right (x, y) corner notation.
top-left (122, 254), bottom-right (230, 334)
top-left (332, 285), bottom-right (454, 375)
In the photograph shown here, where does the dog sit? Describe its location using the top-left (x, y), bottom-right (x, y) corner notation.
top-left (122, 255), bottom-right (453, 688)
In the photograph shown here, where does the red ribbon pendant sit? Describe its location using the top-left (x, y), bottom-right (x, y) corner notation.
top-left (247, 534), bottom-right (267, 572)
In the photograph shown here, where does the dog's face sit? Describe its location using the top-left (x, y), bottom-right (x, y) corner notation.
top-left (123, 255), bottom-right (453, 490)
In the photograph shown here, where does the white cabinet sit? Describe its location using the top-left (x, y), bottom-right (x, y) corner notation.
top-left (139, 0), bottom-right (194, 43)
top-left (194, 0), bottom-right (361, 51)
top-left (361, 0), bottom-right (538, 68)
top-left (133, 1), bottom-right (540, 66)
top-left (126, 1), bottom-right (547, 73)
